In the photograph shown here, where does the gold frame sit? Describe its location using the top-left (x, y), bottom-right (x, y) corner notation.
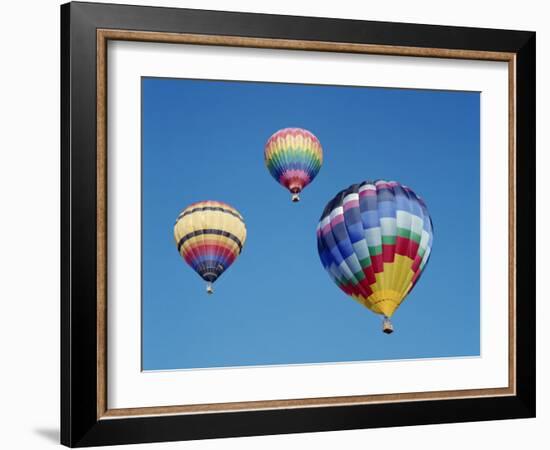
top-left (96, 29), bottom-right (516, 420)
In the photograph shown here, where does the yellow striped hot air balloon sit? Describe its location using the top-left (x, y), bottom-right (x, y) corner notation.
top-left (174, 200), bottom-right (247, 294)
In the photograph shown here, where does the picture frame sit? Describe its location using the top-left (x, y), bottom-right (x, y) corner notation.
top-left (61, 1), bottom-right (535, 447)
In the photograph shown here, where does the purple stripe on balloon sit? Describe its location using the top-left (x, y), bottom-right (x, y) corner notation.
top-left (331, 213), bottom-right (345, 226)
top-left (344, 199), bottom-right (360, 211)
top-left (359, 189), bottom-right (377, 197)
top-left (321, 222), bottom-right (333, 235)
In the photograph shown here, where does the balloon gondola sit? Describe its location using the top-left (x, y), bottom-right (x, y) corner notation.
top-left (316, 180), bottom-right (434, 333)
top-left (174, 200), bottom-right (247, 294)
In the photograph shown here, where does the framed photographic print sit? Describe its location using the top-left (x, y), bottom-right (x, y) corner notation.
top-left (61, 1), bottom-right (536, 447)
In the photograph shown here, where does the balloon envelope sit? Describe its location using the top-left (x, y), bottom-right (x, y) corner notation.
top-left (264, 128), bottom-right (323, 201)
top-left (174, 200), bottom-right (247, 292)
top-left (317, 180), bottom-right (433, 319)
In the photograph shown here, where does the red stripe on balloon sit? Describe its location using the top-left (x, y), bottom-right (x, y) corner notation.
top-left (412, 254), bottom-right (422, 272)
top-left (382, 244), bottom-right (396, 263)
top-left (408, 240), bottom-right (420, 259)
top-left (363, 266), bottom-right (376, 285)
top-left (395, 237), bottom-right (420, 259)
top-left (371, 254), bottom-right (383, 273)
top-left (183, 243), bottom-right (237, 263)
top-left (357, 278), bottom-right (374, 297)
top-left (339, 283), bottom-right (353, 296)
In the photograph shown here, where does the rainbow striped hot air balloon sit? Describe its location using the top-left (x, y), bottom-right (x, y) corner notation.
top-left (316, 180), bottom-right (433, 333)
top-left (174, 200), bottom-right (247, 294)
top-left (264, 127), bottom-right (323, 202)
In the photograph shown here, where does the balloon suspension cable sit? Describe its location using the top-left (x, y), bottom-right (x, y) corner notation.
top-left (382, 316), bottom-right (394, 334)
top-left (206, 282), bottom-right (214, 295)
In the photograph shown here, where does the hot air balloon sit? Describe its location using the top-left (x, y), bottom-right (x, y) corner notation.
top-left (316, 180), bottom-right (433, 333)
top-left (174, 200), bottom-right (247, 294)
top-left (264, 127), bottom-right (323, 202)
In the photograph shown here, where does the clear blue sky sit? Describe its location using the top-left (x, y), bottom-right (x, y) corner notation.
top-left (142, 77), bottom-right (480, 371)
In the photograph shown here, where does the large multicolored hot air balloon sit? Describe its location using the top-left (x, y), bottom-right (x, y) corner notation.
top-left (264, 127), bottom-right (323, 202)
top-left (316, 180), bottom-right (433, 333)
top-left (174, 200), bottom-right (247, 294)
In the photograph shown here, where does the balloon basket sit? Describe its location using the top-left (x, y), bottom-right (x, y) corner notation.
top-left (382, 317), bottom-right (394, 334)
top-left (291, 193), bottom-right (300, 202)
top-left (206, 282), bottom-right (214, 295)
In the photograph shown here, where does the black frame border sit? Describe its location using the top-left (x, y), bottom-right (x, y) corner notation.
top-left (61, 2), bottom-right (535, 447)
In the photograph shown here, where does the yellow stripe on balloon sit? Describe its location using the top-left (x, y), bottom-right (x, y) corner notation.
top-left (175, 210), bottom-right (246, 246)
top-left (362, 254), bottom-right (416, 317)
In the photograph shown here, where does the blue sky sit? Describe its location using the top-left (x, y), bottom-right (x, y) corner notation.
top-left (142, 77), bottom-right (480, 371)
